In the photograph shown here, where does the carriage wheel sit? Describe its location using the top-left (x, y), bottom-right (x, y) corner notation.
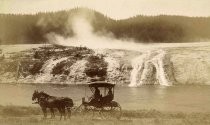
top-left (82, 105), bottom-right (94, 119)
top-left (101, 102), bottom-right (122, 120)
top-left (90, 107), bottom-right (105, 119)
top-left (110, 103), bottom-right (122, 120)
top-left (101, 106), bottom-right (112, 119)
top-left (74, 104), bottom-right (94, 119)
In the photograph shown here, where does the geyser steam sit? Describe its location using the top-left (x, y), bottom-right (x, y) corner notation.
top-left (45, 13), bottom-right (152, 51)
top-left (45, 12), bottom-right (210, 51)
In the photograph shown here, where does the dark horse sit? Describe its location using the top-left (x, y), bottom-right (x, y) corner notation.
top-left (32, 90), bottom-right (73, 120)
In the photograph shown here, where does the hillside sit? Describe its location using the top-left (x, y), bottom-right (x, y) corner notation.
top-left (0, 44), bottom-right (140, 84)
top-left (0, 44), bottom-right (210, 85)
top-left (0, 8), bottom-right (210, 44)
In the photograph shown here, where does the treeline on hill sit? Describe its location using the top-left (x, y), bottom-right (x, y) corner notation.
top-left (0, 7), bottom-right (210, 44)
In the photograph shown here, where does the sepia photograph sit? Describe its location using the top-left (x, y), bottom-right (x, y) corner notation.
top-left (0, 0), bottom-right (210, 125)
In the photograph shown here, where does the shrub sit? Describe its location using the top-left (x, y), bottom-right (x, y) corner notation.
top-left (34, 51), bottom-right (40, 59)
top-left (51, 60), bottom-right (73, 75)
top-left (29, 62), bottom-right (44, 75)
top-left (84, 55), bottom-right (108, 78)
top-left (51, 61), bottom-right (66, 75)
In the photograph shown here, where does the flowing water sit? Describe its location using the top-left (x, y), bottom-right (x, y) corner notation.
top-left (0, 84), bottom-right (210, 113)
top-left (129, 50), bottom-right (175, 87)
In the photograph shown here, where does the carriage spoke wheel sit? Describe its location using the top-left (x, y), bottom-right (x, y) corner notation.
top-left (74, 104), bottom-right (94, 119)
top-left (101, 102), bottom-right (122, 120)
top-left (90, 107), bottom-right (104, 119)
top-left (82, 105), bottom-right (94, 119)
top-left (101, 106), bottom-right (112, 119)
top-left (110, 104), bottom-right (122, 120)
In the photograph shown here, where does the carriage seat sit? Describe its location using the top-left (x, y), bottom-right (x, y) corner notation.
top-left (101, 94), bottom-right (114, 104)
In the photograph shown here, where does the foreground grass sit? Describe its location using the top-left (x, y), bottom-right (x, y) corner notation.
top-left (0, 105), bottom-right (210, 125)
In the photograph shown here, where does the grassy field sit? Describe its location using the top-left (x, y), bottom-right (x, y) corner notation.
top-left (0, 105), bottom-right (210, 125)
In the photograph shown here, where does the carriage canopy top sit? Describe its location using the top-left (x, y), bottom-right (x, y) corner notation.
top-left (88, 81), bottom-right (115, 88)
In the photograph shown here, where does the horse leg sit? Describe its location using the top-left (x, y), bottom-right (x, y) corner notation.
top-left (52, 108), bottom-right (55, 118)
top-left (58, 108), bottom-right (63, 120)
top-left (50, 108), bottom-right (55, 119)
top-left (62, 107), bottom-right (66, 120)
top-left (67, 107), bottom-right (71, 119)
top-left (41, 107), bottom-right (47, 119)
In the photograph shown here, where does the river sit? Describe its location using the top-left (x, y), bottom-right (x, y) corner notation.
top-left (0, 84), bottom-right (210, 113)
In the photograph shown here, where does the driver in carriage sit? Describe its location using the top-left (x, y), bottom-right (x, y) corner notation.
top-left (94, 87), bottom-right (101, 101)
top-left (89, 87), bottom-right (102, 104)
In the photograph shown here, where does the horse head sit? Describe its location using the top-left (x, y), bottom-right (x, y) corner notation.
top-left (32, 90), bottom-right (39, 101)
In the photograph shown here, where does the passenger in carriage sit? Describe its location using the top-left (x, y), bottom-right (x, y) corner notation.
top-left (102, 87), bottom-right (114, 104)
top-left (107, 88), bottom-right (114, 100)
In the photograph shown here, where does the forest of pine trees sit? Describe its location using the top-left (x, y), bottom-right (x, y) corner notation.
top-left (0, 8), bottom-right (210, 44)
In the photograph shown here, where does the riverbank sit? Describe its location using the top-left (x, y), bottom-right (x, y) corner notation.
top-left (0, 105), bottom-right (210, 125)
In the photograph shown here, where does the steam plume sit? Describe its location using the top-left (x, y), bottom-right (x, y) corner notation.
top-left (45, 12), bottom-right (210, 51)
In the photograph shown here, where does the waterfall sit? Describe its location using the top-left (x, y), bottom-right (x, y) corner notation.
top-left (129, 50), bottom-right (175, 87)
top-left (35, 57), bottom-right (68, 83)
top-left (129, 54), bottom-right (147, 87)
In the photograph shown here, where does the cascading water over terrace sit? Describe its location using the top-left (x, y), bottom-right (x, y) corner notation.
top-left (129, 50), bottom-right (176, 87)
top-left (35, 57), bottom-right (68, 83)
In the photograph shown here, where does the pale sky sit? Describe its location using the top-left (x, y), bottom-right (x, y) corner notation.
top-left (0, 0), bottom-right (210, 19)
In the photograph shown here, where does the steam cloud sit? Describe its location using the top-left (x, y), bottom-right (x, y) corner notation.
top-left (45, 12), bottom-right (210, 52)
top-left (44, 11), bottom-right (160, 51)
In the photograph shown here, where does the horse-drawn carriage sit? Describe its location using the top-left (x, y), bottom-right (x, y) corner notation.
top-left (74, 81), bottom-right (122, 119)
top-left (32, 81), bottom-right (122, 120)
